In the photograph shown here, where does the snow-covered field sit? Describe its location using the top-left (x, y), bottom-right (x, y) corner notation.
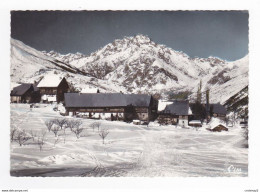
top-left (10, 104), bottom-right (248, 177)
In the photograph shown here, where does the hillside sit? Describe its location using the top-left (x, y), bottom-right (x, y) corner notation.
top-left (224, 86), bottom-right (248, 119)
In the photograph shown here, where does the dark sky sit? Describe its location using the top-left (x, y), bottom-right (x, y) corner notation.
top-left (11, 11), bottom-right (248, 61)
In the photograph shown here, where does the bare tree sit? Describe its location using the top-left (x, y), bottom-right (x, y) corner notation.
top-left (29, 129), bottom-right (37, 141)
top-left (53, 118), bottom-right (68, 142)
top-left (53, 136), bottom-right (61, 147)
top-left (54, 118), bottom-right (68, 130)
top-left (90, 122), bottom-right (96, 132)
top-left (66, 119), bottom-right (76, 130)
top-left (10, 111), bottom-right (29, 143)
top-left (63, 119), bottom-right (83, 142)
top-left (98, 128), bottom-right (109, 144)
top-left (51, 125), bottom-right (61, 137)
top-left (15, 130), bottom-right (31, 146)
top-left (45, 119), bottom-right (54, 132)
top-left (69, 119), bottom-right (83, 139)
top-left (37, 130), bottom-right (47, 151)
top-left (67, 119), bottom-right (82, 131)
top-left (96, 122), bottom-right (101, 131)
top-left (225, 116), bottom-right (230, 127)
top-left (90, 122), bottom-right (101, 132)
top-left (71, 127), bottom-right (84, 139)
top-left (243, 126), bottom-right (249, 140)
top-left (10, 126), bottom-right (17, 143)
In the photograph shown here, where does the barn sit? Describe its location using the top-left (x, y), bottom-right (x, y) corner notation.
top-left (37, 75), bottom-right (69, 103)
top-left (64, 93), bottom-right (158, 122)
top-left (157, 100), bottom-right (191, 127)
top-left (10, 83), bottom-right (40, 103)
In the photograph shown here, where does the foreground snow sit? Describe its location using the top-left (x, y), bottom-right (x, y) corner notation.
top-left (10, 104), bottom-right (248, 177)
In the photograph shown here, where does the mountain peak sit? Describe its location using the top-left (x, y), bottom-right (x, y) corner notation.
top-left (132, 34), bottom-right (151, 43)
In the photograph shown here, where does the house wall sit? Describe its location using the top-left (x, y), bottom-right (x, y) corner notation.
top-left (39, 88), bottom-right (57, 103)
top-left (189, 123), bottom-right (202, 127)
top-left (11, 96), bottom-right (21, 103)
top-left (157, 114), bottom-right (178, 125)
top-left (213, 113), bottom-right (226, 121)
top-left (23, 95), bottom-right (31, 103)
top-left (57, 78), bottom-right (69, 103)
top-left (39, 87), bottom-right (58, 95)
top-left (137, 112), bottom-right (149, 121)
top-left (135, 107), bottom-right (149, 121)
top-left (66, 106), bottom-right (151, 121)
top-left (178, 116), bottom-right (188, 127)
top-left (158, 114), bottom-right (189, 127)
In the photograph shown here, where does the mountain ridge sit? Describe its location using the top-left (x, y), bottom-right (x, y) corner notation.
top-left (10, 35), bottom-right (248, 105)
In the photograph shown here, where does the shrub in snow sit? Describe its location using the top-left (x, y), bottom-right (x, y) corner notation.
top-left (98, 128), bottom-right (109, 144)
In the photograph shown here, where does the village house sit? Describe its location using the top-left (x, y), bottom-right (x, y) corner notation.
top-left (157, 100), bottom-right (192, 127)
top-left (10, 83), bottom-right (40, 103)
top-left (37, 75), bottom-right (69, 103)
top-left (64, 93), bottom-right (158, 122)
top-left (189, 103), bottom-right (227, 122)
top-left (209, 103), bottom-right (227, 120)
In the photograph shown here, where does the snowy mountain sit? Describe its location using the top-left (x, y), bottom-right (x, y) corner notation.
top-left (11, 35), bottom-right (248, 105)
top-left (10, 38), bottom-right (87, 83)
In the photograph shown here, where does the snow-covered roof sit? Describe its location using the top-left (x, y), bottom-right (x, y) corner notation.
top-left (37, 75), bottom-right (63, 88)
top-left (189, 120), bottom-right (202, 124)
top-left (10, 82), bottom-right (21, 90)
top-left (158, 100), bottom-right (173, 111)
top-left (81, 87), bottom-right (98, 93)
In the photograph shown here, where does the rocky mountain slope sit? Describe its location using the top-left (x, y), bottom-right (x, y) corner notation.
top-left (224, 86), bottom-right (248, 119)
top-left (11, 34), bottom-right (248, 105)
